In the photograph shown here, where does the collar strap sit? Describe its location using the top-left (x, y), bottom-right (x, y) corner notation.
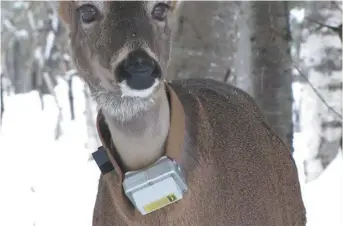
top-left (95, 82), bottom-right (186, 180)
top-left (92, 146), bottom-right (114, 175)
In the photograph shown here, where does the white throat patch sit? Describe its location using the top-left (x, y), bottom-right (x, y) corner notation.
top-left (119, 79), bottom-right (159, 98)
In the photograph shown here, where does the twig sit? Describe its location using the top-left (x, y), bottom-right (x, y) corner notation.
top-left (291, 63), bottom-right (342, 120)
top-left (275, 41), bottom-right (342, 120)
top-left (224, 68), bottom-right (231, 83)
top-left (306, 18), bottom-right (342, 41)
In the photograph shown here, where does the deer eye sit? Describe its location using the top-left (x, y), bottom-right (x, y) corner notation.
top-left (78, 4), bottom-right (98, 24)
top-left (151, 3), bottom-right (170, 21)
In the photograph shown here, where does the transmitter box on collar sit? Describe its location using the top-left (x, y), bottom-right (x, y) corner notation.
top-left (123, 156), bottom-right (188, 215)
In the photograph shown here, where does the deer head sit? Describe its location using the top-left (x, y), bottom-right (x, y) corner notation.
top-left (59, 1), bottom-right (182, 121)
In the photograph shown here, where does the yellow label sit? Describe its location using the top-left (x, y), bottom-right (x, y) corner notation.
top-left (143, 194), bottom-right (178, 213)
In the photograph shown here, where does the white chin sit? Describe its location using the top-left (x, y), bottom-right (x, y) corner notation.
top-left (119, 79), bottom-right (159, 98)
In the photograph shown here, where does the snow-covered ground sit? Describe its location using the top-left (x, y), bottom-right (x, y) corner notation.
top-left (294, 132), bottom-right (343, 226)
top-left (0, 78), bottom-right (100, 226)
top-left (0, 77), bottom-right (342, 226)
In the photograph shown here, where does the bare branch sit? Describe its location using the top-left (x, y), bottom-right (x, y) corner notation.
top-left (224, 68), bottom-right (231, 83)
top-left (292, 63), bottom-right (342, 120)
top-left (276, 46), bottom-right (342, 120)
top-left (306, 18), bottom-right (342, 41)
top-left (331, 0), bottom-right (343, 12)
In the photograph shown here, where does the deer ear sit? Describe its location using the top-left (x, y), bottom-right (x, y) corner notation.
top-left (59, 1), bottom-right (72, 24)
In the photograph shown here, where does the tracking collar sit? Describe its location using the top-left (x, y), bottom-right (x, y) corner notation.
top-left (93, 82), bottom-right (186, 221)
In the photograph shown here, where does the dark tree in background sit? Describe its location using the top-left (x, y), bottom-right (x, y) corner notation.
top-left (169, 1), bottom-right (294, 151)
top-left (250, 1), bottom-right (293, 151)
top-left (167, 1), bottom-right (240, 82)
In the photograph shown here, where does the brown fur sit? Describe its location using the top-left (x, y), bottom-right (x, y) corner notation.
top-left (60, 1), bottom-right (306, 225)
top-left (93, 79), bottom-right (307, 226)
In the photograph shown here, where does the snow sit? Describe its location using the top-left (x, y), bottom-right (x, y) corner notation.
top-left (290, 7), bottom-right (305, 23)
top-left (44, 31), bottom-right (55, 60)
top-left (16, 29), bottom-right (29, 39)
top-left (34, 46), bottom-right (44, 68)
top-left (49, 10), bottom-right (59, 33)
top-left (28, 11), bottom-right (37, 31)
top-left (13, 1), bottom-right (29, 10)
top-left (65, 69), bottom-right (78, 79)
top-left (294, 132), bottom-right (343, 226)
top-left (3, 19), bottom-right (16, 32)
top-left (0, 78), bottom-right (100, 226)
top-left (0, 78), bottom-right (342, 226)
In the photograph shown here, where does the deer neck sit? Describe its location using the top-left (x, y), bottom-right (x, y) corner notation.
top-left (101, 87), bottom-right (170, 172)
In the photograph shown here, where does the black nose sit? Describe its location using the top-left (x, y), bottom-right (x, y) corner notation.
top-left (117, 49), bottom-right (160, 90)
top-left (124, 50), bottom-right (155, 76)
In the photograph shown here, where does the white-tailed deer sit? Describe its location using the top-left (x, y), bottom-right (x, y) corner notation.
top-left (59, 1), bottom-right (306, 225)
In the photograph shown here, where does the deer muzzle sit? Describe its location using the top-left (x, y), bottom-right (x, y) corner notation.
top-left (116, 49), bottom-right (161, 90)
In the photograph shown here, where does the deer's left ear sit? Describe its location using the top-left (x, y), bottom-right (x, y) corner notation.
top-left (59, 1), bottom-right (72, 25)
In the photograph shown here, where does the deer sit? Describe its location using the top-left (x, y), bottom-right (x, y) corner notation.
top-left (59, 1), bottom-right (307, 226)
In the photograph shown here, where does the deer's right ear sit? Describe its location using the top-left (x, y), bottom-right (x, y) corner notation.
top-left (59, 1), bottom-right (72, 25)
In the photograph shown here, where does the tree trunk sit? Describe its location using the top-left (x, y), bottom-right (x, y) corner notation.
top-left (68, 75), bottom-right (75, 120)
top-left (233, 1), bottom-right (254, 96)
top-left (298, 1), bottom-right (342, 182)
top-left (167, 1), bottom-right (240, 82)
top-left (250, 1), bottom-right (293, 152)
